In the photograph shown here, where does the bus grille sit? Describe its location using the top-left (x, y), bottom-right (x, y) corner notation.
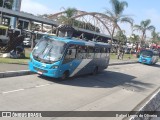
top-left (34, 67), bottom-right (48, 73)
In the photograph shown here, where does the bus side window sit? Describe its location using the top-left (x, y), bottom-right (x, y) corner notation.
top-left (64, 44), bottom-right (76, 63)
top-left (94, 47), bottom-right (101, 58)
top-left (87, 46), bottom-right (94, 59)
top-left (100, 47), bottom-right (107, 58)
top-left (76, 45), bottom-right (87, 59)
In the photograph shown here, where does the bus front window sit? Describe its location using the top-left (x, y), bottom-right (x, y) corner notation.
top-left (141, 50), bottom-right (153, 57)
top-left (32, 38), bottom-right (66, 63)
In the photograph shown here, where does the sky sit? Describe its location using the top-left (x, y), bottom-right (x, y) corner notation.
top-left (21, 0), bottom-right (160, 37)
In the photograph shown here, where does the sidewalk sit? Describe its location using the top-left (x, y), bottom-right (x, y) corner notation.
top-left (109, 59), bottom-right (138, 66)
top-left (0, 63), bottom-right (31, 78)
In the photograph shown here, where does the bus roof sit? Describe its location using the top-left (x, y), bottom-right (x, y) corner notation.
top-left (47, 35), bottom-right (111, 48)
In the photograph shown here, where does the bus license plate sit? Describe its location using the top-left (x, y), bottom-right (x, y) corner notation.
top-left (142, 59), bottom-right (146, 62)
top-left (37, 71), bottom-right (42, 74)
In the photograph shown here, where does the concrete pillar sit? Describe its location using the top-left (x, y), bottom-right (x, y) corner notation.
top-left (41, 23), bottom-right (43, 32)
top-left (22, 21), bottom-right (24, 29)
top-left (0, 13), bottom-right (3, 25)
top-left (28, 20), bottom-right (32, 30)
top-left (16, 17), bottom-right (19, 28)
top-left (51, 25), bottom-right (53, 34)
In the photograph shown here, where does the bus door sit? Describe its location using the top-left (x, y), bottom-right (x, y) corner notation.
top-left (86, 46), bottom-right (95, 73)
top-left (74, 45), bottom-right (90, 75)
top-left (61, 44), bottom-right (80, 77)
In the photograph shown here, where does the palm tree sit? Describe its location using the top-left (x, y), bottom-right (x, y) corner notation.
top-left (129, 34), bottom-right (140, 44)
top-left (115, 30), bottom-right (127, 45)
top-left (151, 30), bottom-right (160, 45)
top-left (134, 19), bottom-right (155, 46)
top-left (56, 8), bottom-right (100, 32)
top-left (129, 34), bottom-right (140, 52)
top-left (105, 0), bottom-right (133, 42)
top-left (58, 7), bottom-right (77, 25)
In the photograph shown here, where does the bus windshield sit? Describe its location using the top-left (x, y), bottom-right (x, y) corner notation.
top-left (141, 50), bottom-right (153, 57)
top-left (32, 38), bottom-right (66, 63)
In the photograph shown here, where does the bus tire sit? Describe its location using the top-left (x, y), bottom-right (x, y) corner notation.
top-left (92, 67), bottom-right (98, 75)
top-left (61, 71), bottom-right (69, 80)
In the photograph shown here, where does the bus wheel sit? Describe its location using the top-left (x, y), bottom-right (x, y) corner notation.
top-left (92, 67), bottom-right (98, 75)
top-left (61, 71), bottom-right (69, 80)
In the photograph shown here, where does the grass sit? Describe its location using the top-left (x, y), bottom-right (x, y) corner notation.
top-left (110, 53), bottom-right (137, 60)
top-left (0, 48), bottom-right (31, 64)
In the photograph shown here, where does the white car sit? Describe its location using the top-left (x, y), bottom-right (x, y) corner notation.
top-left (0, 25), bottom-right (9, 45)
top-left (23, 38), bottom-right (31, 46)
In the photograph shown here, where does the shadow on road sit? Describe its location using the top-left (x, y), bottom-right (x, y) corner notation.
top-left (39, 70), bottom-right (153, 92)
top-left (139, 62), bottom-right (160, 68)
top-left (150, 63), bottom-right (160, 68)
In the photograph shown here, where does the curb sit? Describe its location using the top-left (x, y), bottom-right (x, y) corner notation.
top-left (0, 61), bottom-right (138, 78)
top-left (0, 70), bottom-right (34, 78)
top-left (123, 87), bottom-right (160, 120)
top-left (109, 61), bottom-right (138, 66)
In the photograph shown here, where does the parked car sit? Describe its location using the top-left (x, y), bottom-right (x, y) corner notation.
top-left (23, 37), bottom-right (31, 46)
top-left (0, 25), bottom-right (9, 45)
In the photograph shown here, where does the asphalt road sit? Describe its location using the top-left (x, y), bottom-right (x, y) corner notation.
top-left (0, 63), bottom-right (160, 120)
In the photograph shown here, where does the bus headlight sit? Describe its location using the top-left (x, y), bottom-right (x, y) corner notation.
top-left (51, 65), bottom-right (59, 69)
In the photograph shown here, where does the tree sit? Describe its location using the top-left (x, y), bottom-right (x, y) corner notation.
top-left (56, 7), bottom-right (100, 32)
top-left (0, 0), bottom-right (13, 9)
top-left (105, 0), bottom-right (133, 42)
top-left (134, 19), bottom-right (155, 46)
top-left (151, 30), bottom-right (160, 45)
top-left (129, 34), bottom-right (140, 52)
top-left (37, 14), bottom-right (50, 18)
top-left (115, 30), bottom-right (127, 45)
top-left (129, 34), bottom-right (140, 45)
top-left (58, 7), bottom-right (77, 25)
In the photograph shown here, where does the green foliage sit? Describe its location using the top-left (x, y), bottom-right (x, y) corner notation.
top-left (134, 19), bottom-right (155, 42)
top-left (64, 8), bottom-right (77, 18)
top-left (129, 34), bottom-right (140, 44)
top-left (115, 30), bottom-right (127, 44)
top-left (105, 0), bottom-right (133, 42)
top-left (55, 7), bottom-right (100, 32)
top-left (151, 30), bottom-right (160, 44)
top-left (109, 0), bottom-right (128, 16)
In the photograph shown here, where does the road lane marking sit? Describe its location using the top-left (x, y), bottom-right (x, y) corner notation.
top-left (1, 83), bottom-right (54, 95)
top-left (2, 89), bottom-right (24, 94)
top-left (35, 84), bottom-right (50, 88)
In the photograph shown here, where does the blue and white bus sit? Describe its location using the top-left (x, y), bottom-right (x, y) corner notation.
top-left (29, 35), bottom-right (111, 79)
top-left (138, 49), bottom-right (159, 65)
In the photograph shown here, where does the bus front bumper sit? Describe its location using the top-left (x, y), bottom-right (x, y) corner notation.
top-left (29, 62), bottom-right (60, 78)
top-left (138, 58), bottom-right (152, 64)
